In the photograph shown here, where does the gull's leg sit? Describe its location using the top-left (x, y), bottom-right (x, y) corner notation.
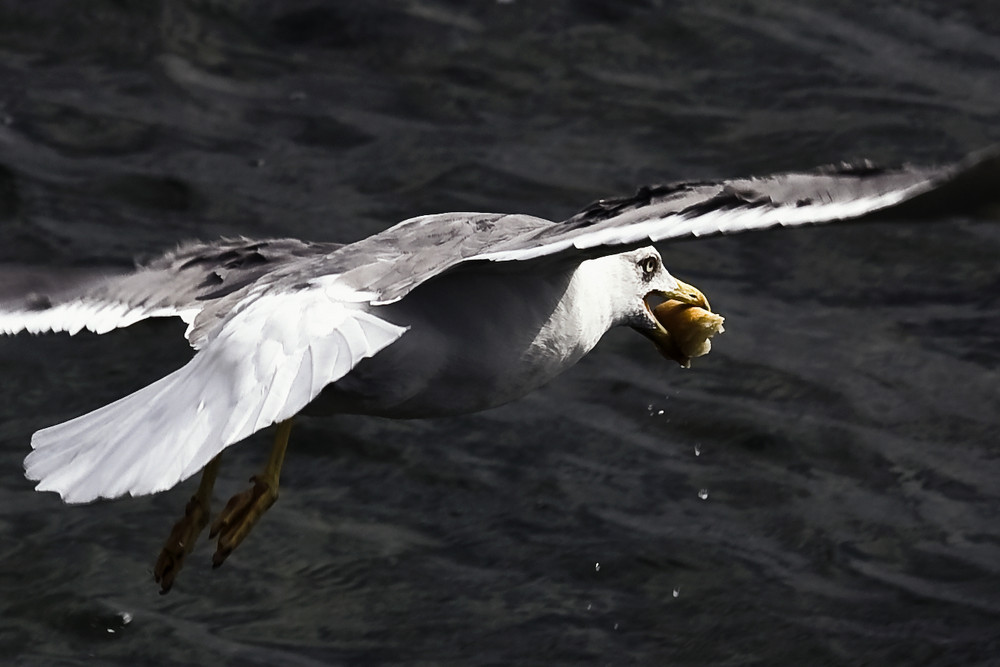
top-left (209, 419), bottom-right (293, 568)
top-left (154, 453), bottom-right (222, 594)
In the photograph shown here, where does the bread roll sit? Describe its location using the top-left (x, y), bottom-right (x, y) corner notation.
top-left (652, 300), bottom-right (725, 367)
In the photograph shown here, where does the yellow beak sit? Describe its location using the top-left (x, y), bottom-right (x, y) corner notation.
top-left (661, 278), bottom-right (711, 310)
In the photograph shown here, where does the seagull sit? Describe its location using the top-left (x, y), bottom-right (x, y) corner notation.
top-left (1, 147), bottom-right (996, 592)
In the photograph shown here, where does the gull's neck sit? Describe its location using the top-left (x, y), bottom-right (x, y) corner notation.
top-left (523, 255), bottom-right (624, 368)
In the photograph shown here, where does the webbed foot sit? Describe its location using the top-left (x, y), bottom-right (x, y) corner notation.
top-left (209, 474), bottom-right (278, 568)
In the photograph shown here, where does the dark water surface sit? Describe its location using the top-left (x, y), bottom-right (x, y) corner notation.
top-left (1, 2), bottom-right (999, 665)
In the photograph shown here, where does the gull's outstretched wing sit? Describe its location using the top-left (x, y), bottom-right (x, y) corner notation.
top-left (312, 148), bottom-right (998, 307)
top-left (0, 238), bottom-right (339, 343)
top-left (473, 146), bottom-right (1000, 263)
top-left (24, 276), bottom-right (405, 502)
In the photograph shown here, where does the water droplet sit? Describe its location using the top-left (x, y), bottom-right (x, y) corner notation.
top-left (595, 562), bottom-right (600, 572)
top-left (694, 444), bottom-right (701, 457)
top-left (656, 409), bottom-right (664, 416)
top-left (586, 602), bottom-right (592, 610)
top-left (697, 488), bottom-right (709, 500)
top-left (672, 587), bottom-right (680, 598)
top-left (613, 623), bottom-right (619, 630)
top-left (120, 611), bottom-right (133, 625)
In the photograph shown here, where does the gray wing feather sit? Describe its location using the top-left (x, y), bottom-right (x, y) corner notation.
top-left (187, 213), bottom-right (553, 309)
top-left (0, 238), bottom-right (341, 341)
top-left (142, 237), bottom-right (341, 303)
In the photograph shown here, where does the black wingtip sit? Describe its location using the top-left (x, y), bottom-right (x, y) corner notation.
top-left (868, 145), bottom-right (1000, 221)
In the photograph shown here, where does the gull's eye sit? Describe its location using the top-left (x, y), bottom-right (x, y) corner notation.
top-left (639, 256), bottom-right (659, 277)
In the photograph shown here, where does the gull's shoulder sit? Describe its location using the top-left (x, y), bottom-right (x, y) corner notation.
top-left (285, 212), bottom-right (554, 305)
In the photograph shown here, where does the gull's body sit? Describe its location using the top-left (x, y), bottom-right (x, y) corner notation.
top-left (317, 255), bottom-right (627, 419)
top-left (1, 147), bottom-right (996, 589)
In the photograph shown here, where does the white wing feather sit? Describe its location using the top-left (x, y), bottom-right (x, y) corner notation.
top-left (0, 300), bottom-right (197, 336)
top-left (23, 279), bottom-right (406, 503)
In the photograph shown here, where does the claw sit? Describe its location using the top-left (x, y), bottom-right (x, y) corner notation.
top-left (209, 475), bottom-right (278, 568)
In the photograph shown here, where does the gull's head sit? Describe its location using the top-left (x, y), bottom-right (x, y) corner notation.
top-left (608, 247), bottom-right (723, 367)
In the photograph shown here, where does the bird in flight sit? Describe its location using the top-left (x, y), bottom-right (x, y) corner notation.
top-left (1, 147), bottom-right (995, 592)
